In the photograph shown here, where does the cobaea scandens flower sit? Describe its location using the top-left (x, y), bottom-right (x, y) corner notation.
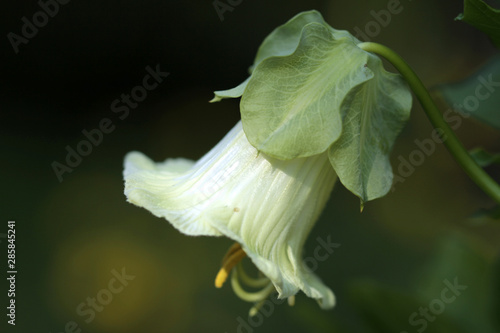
top-left (123, 121), bottom-right (338, 310)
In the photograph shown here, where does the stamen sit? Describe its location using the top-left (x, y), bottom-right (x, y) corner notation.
top-left (220, 243), bottom-right (243, 265)
top-left (215, 243), bottom-right (247, 288)
top-left (287, 295), bottom-right (295, 306)
top-left (236, 262), bottom-right (270, 288)
top-left (230, 267), bottom-right (274, 303)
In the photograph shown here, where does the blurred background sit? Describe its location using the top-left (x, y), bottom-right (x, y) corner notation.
top-left (1, 0), bottom-right (500, 332)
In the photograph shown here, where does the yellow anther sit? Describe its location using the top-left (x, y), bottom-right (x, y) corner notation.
top-left (215, 243), bottom-right (246, 288)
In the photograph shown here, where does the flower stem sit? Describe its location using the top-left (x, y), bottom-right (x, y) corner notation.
top-left (358, 42), bottom-right (500, 204)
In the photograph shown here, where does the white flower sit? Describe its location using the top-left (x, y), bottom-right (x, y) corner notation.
top-left (123, 121), bottom-right (338, 310)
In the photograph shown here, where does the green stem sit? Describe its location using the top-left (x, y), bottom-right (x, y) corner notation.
top-left (358, 42), bottom-right (500, 204)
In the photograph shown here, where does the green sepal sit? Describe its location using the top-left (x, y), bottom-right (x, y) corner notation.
top-left (241, 23), bottom-right (372, 159)
top-left (212, 10), bottom-right (413, 204)
top-left (328, 54), bottom-right (412, 203)
top-left (211, 10), bottom-right (358, 102)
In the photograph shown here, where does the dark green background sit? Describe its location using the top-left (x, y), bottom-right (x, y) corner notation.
top-left (1, 0), bottom-right (500, 332)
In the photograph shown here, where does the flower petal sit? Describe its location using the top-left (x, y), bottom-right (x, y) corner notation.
top-left (203, 139), bottom-right (338, 307)
top-left (124, 121), bottom-right (338, 307)
top-left (124, 152), bottom-right (223, 236)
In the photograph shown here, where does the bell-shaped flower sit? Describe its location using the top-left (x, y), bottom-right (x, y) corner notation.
top-left (124, 121), bottom-right (338, 310)
top-left (123, 9), bottom-right (412, 315)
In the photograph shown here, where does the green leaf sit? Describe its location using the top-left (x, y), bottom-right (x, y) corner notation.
top-left (437, 54), bottom-right (500, 130)
top-left (240, 23), bottom-right (372, 159)
top-left (456, 0), bottom-right (500, 48)
top-left (469, 147), bottom-right (500, 167)
top-left (212, 10), bottom-right (359, 102)
top-left (328, 55), bottom-right (412, 204)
